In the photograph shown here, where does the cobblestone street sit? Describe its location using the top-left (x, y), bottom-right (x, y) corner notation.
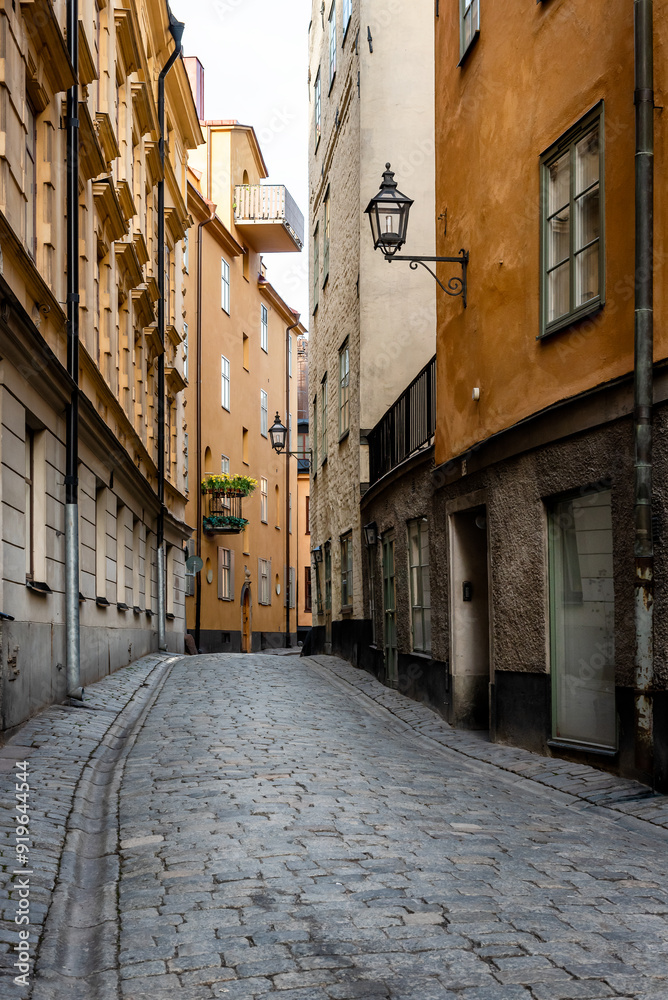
top-left (3, 653), bottom-right (668, 999)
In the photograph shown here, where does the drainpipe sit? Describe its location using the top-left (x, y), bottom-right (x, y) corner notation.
top-left (633, 0), bottom-right (654, 777)
top-left (65, 0), bottom-right (83, 700)
top-left (157, 11), bottom-right (184, 651)
top-left (194, 204), bottom-right (216, 651)
top-left (285, 320), bottom-right (300, 647)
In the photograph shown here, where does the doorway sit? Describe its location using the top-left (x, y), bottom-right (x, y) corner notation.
top-left (449, 505), bottom-right (490, 729)
top-left (241, 586), bottom-right (251, 653)
top-left (382, 533), bottom-right (398, 686)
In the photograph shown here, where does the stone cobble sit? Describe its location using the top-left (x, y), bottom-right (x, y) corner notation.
top-left (115, 654), bottom-right (668, 999)
top-left (309, 656), bottom-right (668, 829)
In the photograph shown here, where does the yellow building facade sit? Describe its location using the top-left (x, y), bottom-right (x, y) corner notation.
top-left (0, 0), bottom-right (199, 730)
top-left (183, 116), bottom-right (306, 651)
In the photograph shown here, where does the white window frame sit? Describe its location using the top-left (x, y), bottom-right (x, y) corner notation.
top-left (329, 2), bottom-right (337, 89)
top-left (221, 355), bottom-right (230, 410)
top-left (343, 0), bottom-right (352, 38)
top-left (259, 557), bottom-right (271, 605)
top-left (408, 518), bottom-right (432, 654)
top-left (260, 389), bottom-right (268, 437)
top-left (261, 303), bottom-right (268, 352)
top-left (218, 546), bottom-right (233, 601)
top-left (221, 258), bottom-right (230, 314)
top-left (459, 0), bottom-right (480, 63)
top-left (184, 232), bottom-right (189, 273)
top-left (260, 477), bottom-right (268, 523)
top-left (183, 323), bottom-right (188, 382)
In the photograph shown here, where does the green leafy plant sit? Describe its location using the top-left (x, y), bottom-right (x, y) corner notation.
top-left (201, 473), bottom-right (257, 496)
top-left (203, 514), bottom-right (249, 533)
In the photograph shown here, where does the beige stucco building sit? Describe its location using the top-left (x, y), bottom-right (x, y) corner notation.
top-left (183, 114), bottom-right (306, 651)
top-left (0, 0), bottom-right (199, 731)
top-left (307, 0), bottom-right (436, 656)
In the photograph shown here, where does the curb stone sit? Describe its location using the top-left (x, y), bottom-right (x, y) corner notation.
top-left (306, 655), bottom-right (668, 834)
top-left (0, 652), bottom-right (181, 997)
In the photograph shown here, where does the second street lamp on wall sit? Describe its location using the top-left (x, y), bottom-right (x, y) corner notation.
top-left (269, 412), bottom-right (287, 453)
top-left (365, 163), bottom-right (469, 307)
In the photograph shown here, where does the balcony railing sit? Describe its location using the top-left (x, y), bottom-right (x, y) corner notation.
top-left (202, 491), bottom-right (247, 535)
top-left (367, 355), bottom-right (436, 487)
top-left (234, 184), bottom-right (304, 253)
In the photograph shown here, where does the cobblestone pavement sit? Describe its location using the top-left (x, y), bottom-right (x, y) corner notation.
top-left (2, 652), bottom-right (668, 1000)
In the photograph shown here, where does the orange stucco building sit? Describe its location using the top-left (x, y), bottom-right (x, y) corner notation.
top-left (353, 0), bottom-right (668, 791)
top-left (183, 109), bottom-right (306, 651)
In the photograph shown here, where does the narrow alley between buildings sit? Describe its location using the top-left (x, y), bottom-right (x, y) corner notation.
top-left (3, 653), bottom-right (668, 1000)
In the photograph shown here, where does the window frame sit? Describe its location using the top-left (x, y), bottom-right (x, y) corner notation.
top-left (304, 566), bottom-right (312, 612)
top-left (260, 476), bottom-right (268, 523)
top-left (328, 2), bottom-right (337, 90)
top-left (183, 322), bottom-right (188, 382)
top-left (312, 223), bottom-right (320, 313)
top-left (338, 340), bottom-right (349, 439)
top-left (408, 518), bottom-right (432, 655)
top-left (260, 388), bottom-right (268, 437)
top-left (314, 68), bottom-right (322, 148)
top-left (221, 355), bottom-right (230, 410)
top-left (340, 531), bottom-right (353, 610)
top-left (25, 98), bottom-right (36, 260)
top-left (221, 257), bottom-right (230, 314)
top-left (323, 189), bottom-right (330, 287)
top-left (261, 303), bottom-right (268, 352)
top-left (320, 374), bottom-right (328, 464)
top-left (218, 546), bottom-right (233, 601)
top-left (259, 557), bottom-right (271, 605)
top-left (539, 102), bottom-right (605, 339)
top-left (459, 0), bottom-right (480, 64)
top-left (312, 395), bottom-right (318, 471)
top-left (342, 0), bottom-right (352, 41)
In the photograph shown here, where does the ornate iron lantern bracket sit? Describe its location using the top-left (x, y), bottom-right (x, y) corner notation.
top-left (386, 249), bottom-right (469, 307)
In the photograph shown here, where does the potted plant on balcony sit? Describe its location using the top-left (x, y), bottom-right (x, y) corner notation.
top-left (203, 514), bottom-right (249, 535)
top-left (200, 473), bottom-right (257, 497)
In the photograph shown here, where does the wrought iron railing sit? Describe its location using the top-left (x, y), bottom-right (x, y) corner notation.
top-left (367, 355), bottom-right (436, 486)
top-left (234, 184), bottom-right (305, 249)
top-left (202, 491), bottom-right (247, 534)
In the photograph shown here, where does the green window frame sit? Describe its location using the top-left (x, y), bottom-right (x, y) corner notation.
top-left (459, 0), bottom-right (479, 63)
top-left (540, 103), bottom-right (605, 338)
top-left (338, 340), bottom-right (349, 438)
top-left (312, 394), bottom-right (318, 471)
top-left (408, 518), bottom-right (431, 654)
top-left (321, 373), bottom-right (328, 464)
top-left (324, 541), bottom-right (332, 611)
top-left (340, 531), bottom-right (353, 609)
top-left (313, 223), bottom-right (320, 313)
top-left (323, 189), bottom-right (330, 287)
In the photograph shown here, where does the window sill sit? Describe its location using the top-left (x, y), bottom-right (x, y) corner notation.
top-left (409, 650), bottom-right (434, 661)
top-left (322, 272), bottom-right (329, 290)
top-left (539, 298), bottom-right (603, 341)
top-left (342, 18), bottom-right (351, 46)
top-left (321, 456), bottom-right (327, 468)
top-left (313, 302), bottom-right (319, 316)
top-left (261, 347), bottom-right (268, 354)
top-left (117, 602), bottom-right (129, 612)
top-left (328, 72), bottom-right (336, 95)
top-left (26, 580), bottom-right (51, 595)
top-left (339, 429), bottom-right (350, 444)
top-left (458, 29), bottom-right (480, 67)
top-left (95, 596), bottom-right (110, 607)
top-left (547, 738), bottom-right (617, 758)
top-left (166, 612), bottom-right (175, 620)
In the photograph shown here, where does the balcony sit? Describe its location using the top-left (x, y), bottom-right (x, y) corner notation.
top-left (234, 185), bottom-right (304, 253)
top-left (367, 355), bottom-right (436, 487)
top-left (202, 491), bottom-right (248, 535)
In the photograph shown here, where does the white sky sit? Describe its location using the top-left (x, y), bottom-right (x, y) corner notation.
top-left (170, 0), bottom-right (311, 327)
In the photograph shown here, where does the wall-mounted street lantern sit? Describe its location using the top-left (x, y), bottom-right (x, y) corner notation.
top-left (312, 546), bottom-right (323, 563)
top-left (365, 163), bottom-right (469, 307)
top-left (269, 412), bottom-right (288, 453)
top-left (363, 522), bottom-right (378, 547)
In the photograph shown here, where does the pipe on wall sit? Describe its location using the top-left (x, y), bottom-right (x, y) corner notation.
top-left (285, 320), bottom-right (301, 647)
top-left (65, 0), bottom-right (83, 700)
top-left (157, 12), bottom-right (184, 651)
top-left (633, 0), bottom-right (654, 777)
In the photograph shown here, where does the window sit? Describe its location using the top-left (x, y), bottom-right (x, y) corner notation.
top-left (324, 541), bottom-right (332, 611)
top-left (183, 323), bottom-right (188, 382)
top-left (184, 539), bottom-right (195, 597)
top-left (312, 396), bottom-right (318, 470)
top-left (289, 566), bottom-right (296, 609)
top-left (25, 427), bottom-right (46, 583)
top-left (260, 389), bottom-right (268, 436)
top-left (25, 99), bottom-right (36, 259)
top-left (289, 334), bottom-right (293, 377)
top-left (323, 190), bottom-right (330, 285)
top-left (459, 0), bottom-right (480, 62)
top-left (221, 454), bottom-right (230, 475)
top-left (243, 332), bottom-right (249, 370)
top-left (164, 245), bottom-right (171, 326)
top-left (242, 427), bottom-right (249, 464)
top-left (183, 232), bottom-right (189, 273)
top-left (258, 558), bottom-right (271, 604)
top-left (260, 477), bottom-right (268, 523)
top-left (339, 340), bottom-right (349, 437)
top-left (343, 0), bottom-right (352, 38)
top-left (321, 374), bottom-right (328, 462)
top-left (549, 489), bottom-right (615, 750)
top-left (261, 304), bottom-right (268, 352)
top-left (541, 106), bottom-right (604, 338)
top-left (313, 224), bottom-right (320, 312)
top-left (340, 532), bottom-right (353, 608)
top-left (304, 566), bottom-right (312, 612)
top-left (329, 2), bottom-right (337, 88)
top-left (408, 519), bottom-right (431, 654)
top-left (305, 495), bottom-right (310, 534)
top-left (95, 484), bottom-right (108, 599)
top-left (289, 492), bottom-right (292, 534)
top-left (218, 547), bottom-right (233, 600)
top-left (221, 355), bottom-right (230, 410)
top-left (275, 484), bottom-right (281, 528)
top-left (221, 258), bottom-right (230, 314)
top-left (314, 69), bottom-right (322, 146)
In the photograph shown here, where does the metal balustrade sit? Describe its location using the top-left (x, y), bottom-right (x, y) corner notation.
top-left (367, 355), bottom-right (436, 486)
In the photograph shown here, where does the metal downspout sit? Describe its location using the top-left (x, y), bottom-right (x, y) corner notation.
top-left (633, 0), bottom-right (654, 778)
top-left (285, 321), bottom-right (300, 648)
top-left (194, 204), bottom-right (216, 652)
top-left (65, 0), bottom-right (83, 700)
top-left (157, 12), bottom-right (184, 651)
